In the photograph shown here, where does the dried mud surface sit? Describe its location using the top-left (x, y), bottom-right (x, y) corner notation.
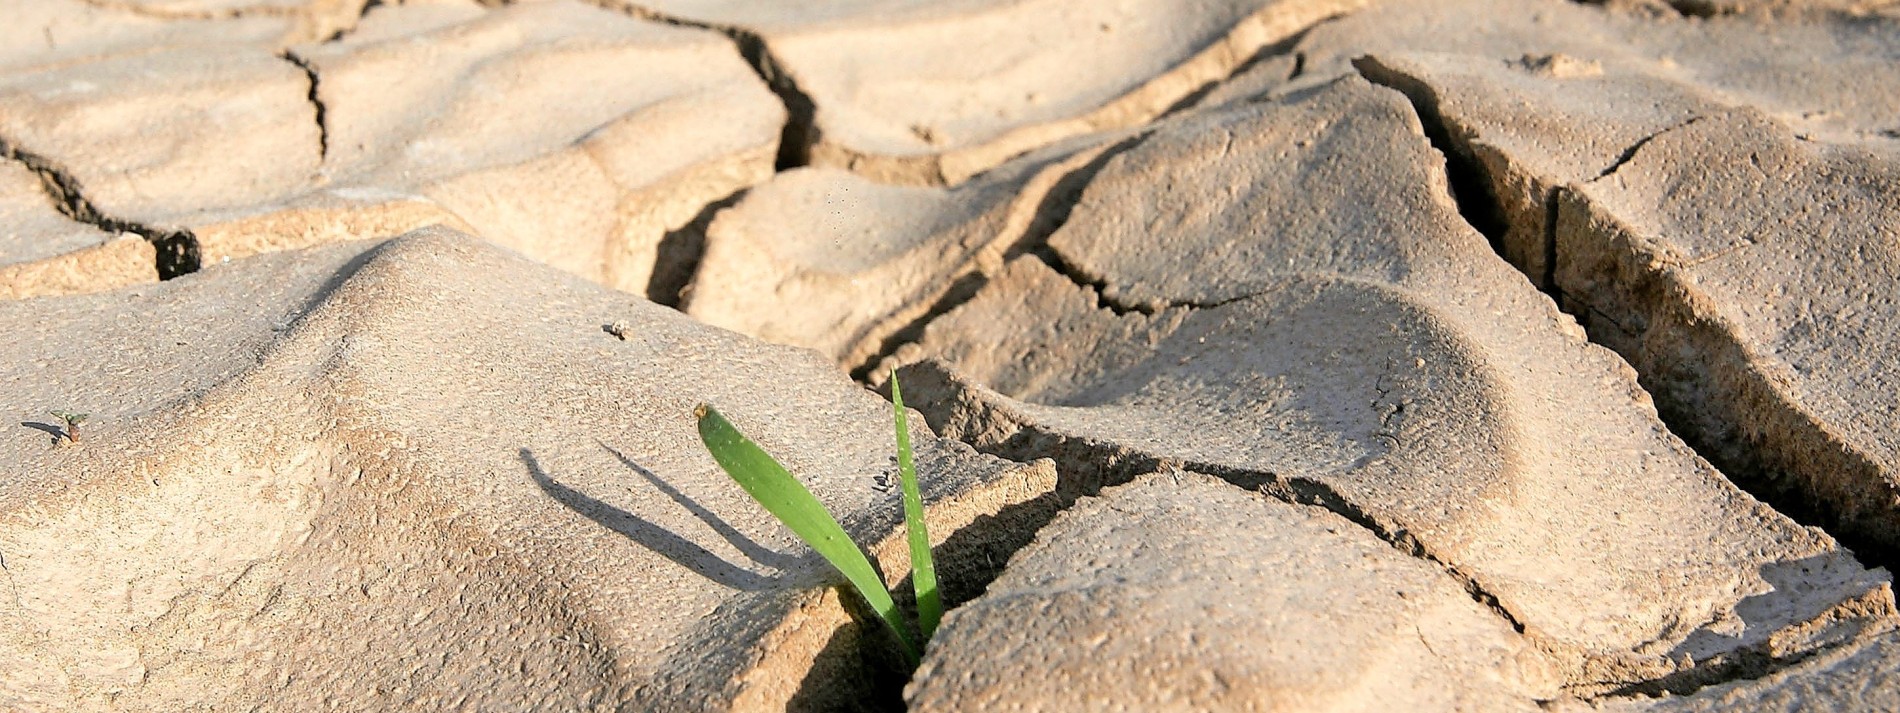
top-left (3, 0), bottom-right (1898, 710)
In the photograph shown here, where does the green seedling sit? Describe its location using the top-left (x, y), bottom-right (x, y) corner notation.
top-left (693, 370), bottom-right (938, 666)
top-left (48, 411), bottom-right (87, 445)
top-left (892, 375), bottom-right (941, 644)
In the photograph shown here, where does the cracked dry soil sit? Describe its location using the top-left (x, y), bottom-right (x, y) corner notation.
top-left (3, 0), bottom-right (1899, 711)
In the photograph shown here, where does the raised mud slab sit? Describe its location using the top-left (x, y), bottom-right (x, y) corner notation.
top-left (0, 229), bottom-right (1054, 709)
top-left (3, 0), bottom-right (1898, 710)
top-left (1, 0), bottom-right (781, 296)
top-left (883, 79), bottom-right (1894, 699)
top-left (612, 0), bottom-right (1367, 185)
top-left (910, 470), bottom-right (1556, 710)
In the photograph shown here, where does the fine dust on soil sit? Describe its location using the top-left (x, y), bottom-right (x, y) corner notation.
top-left (2, 0), bottom-right (1898, 710)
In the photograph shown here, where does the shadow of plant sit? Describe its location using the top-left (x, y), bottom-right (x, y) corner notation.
top-left (520, 447), bottom-right (793, 591)
top-left (19, 421), bottom-right (63, 444)
top-left (523, 445), bottom-right (909, 711)
top-left (599, 440), bottom-right (802, 572)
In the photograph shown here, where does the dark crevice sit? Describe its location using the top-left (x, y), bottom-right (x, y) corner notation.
top-left (894, 363), bottom-right (1531, 638)
top-left (0, 140), bottom-right (200, 278)
top-left (319, 0), bottom-right (385, 42)
top-left (847, 130), bottom-right (1161, 385)
top-left (1156, 14), bottom-right (1341, 119)
top-left (1592, 115), bottom-right (1706, 182)
top-left (647, 188), bottom-right (746, 309)
top-left (1000, 132), bottom-right (1152, 263)
top-left (1352, 57), bottom-right (1512, 253)
top-left (1567, 273), bottom-right (1900, 575)
top-left (902, 362), bottom-right (1892, 700)
top-left (786, 604), bottom-right (908, 712)
top-left (1030, 246), bottom-right (1153, 316)
top-left (1660, 1), bottom-right (1730, 18)
top-left (868, 478), bottom-right (1074, 657)
top-left (1365, 52), bottom-right (1900, 581)
top-left (597, 2), bottom-right (817, 171)
top-left (1017, 177), bottom-right (1156, 315)
top-left (280, 51), bottom-right (328, 161)
top-left (1562, 0), bottom-right (1723, 19)
top-left (1353, 46), bottom-right (1896, 699)
top-left (994, 130), bottom-right (1167, 317)
top-left (730, 30), bottom-right (818, 171)
top-left (847, 272), bottom-right (989, 383)
top-left (1600, 647), bottom-right (1821, 698)
top-left (1033, 244), bottom-right (1268, 316)
top-left (1213, 464), bottom-right (1530, 634)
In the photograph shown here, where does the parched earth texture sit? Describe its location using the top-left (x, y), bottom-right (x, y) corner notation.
top-left (2, 0), bottom-right (1898, 710)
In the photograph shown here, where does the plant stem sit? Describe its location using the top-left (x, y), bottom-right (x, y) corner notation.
top-left (892, 371), bottom-right (940, 645)
top-left (694, 404), bottom-right (921, 664)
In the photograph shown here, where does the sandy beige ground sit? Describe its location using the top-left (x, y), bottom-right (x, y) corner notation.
top-left (2, 0), bottom-right (1897, 710)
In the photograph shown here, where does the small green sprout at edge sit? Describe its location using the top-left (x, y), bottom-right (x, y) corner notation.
top-left (892, 374), bottom-right (942, 645)
top-left (693, 369), bottom-right (938, 666)
top-left (49, 411), bottom-right (87, 444)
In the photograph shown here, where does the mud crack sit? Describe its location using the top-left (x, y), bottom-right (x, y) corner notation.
top-left (1206, 463), bottom-right (1531, 634)
top-left (848, 272), bottom-right (991, 383)
top-left (1351, 57), bottom-right (1512, 252)
top-left (1352, 50), bottom-right (1896, 698)
top-left (998, 132), bottom-right (1153, 264)
top-left (896, 383), bottom-right (1534, 638)
top-left (1592, 115), bottom-right (1707, 182)
top-left (280, 51), bottom-right (329, 161)
top-left (0, 139), bottom-right (200, 278)
top-left (1007, 128), bottom-right (1263, 318)
top-left (847, 130), bottom-right (1160, 381)
top-left (1656, 1), bottom-right (1735, 18)
top-left (909, 372), bottom-right (1880, 700)
top-left (999, 130), bottom-right (1197, 319)
top-left (1158, 13), bottom-right (1344, 116)
top-left (590, 2), bottom-right (818, 171)
top-left (1033, 244), bottom-right (1275, 316)
top-left (647, 187), bottom-right (746, 308)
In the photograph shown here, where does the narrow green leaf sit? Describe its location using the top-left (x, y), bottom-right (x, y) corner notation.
top-left (694, 404), bottom-right (920, 663)
top-left (891, 371), bottom-right (940, 644)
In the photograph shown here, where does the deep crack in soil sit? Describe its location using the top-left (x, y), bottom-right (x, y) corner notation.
top-left (845, 130), bottom-right (1163, 380)
top-left (280, 51), bottom-right (330, 161)
top-left (590, 1), bottom-right (818, 171)
top-left (1355, 55), bottom-right (1896, 698)
top-left (0, 139), bottom-right (201, 278)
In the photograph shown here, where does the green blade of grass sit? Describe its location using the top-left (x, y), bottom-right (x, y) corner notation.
top-left (890, 371), bottom-right (940, 644)
top-left (693, 404), bottom-right (920, 664)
